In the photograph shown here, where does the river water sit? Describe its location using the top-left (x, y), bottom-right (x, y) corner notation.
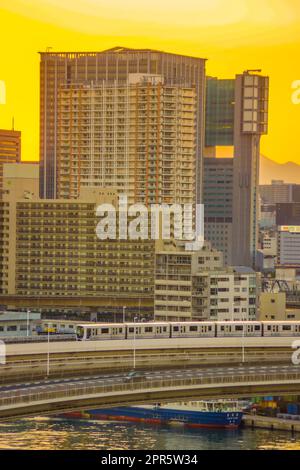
top-left (0, 417), bottom-right (299, 450)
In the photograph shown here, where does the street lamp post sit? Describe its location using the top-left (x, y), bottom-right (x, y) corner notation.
top-left (133, 316), bottom-right (138, 370)
top-left (242, 324), bottom-right (245, 363)
top-left (47, 328), bottom-right (50, 377)
top-left (242, 313), bottom-right (246, 364)
top-left (26, 309), bottom-right (30, 337)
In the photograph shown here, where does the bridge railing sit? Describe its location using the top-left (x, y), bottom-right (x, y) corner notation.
top-left (1, 371), bottom-right (300, 409)
top-left (0, 350), bottom-right (292, 384)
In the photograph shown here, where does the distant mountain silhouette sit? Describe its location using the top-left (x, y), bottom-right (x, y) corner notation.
top-left (260, 155), bottom-right (300, 184)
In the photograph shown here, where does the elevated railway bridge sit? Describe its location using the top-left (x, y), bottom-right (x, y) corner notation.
top-left (0, 336), bottom-right (299, 421)
top-left (1, 336), bottom-right (299, 384)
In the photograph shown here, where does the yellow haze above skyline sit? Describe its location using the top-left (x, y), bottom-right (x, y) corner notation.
top-left (0, 0), bottom-right (300, 165)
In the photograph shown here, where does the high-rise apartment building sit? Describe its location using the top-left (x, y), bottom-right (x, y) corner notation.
top-left (204, 72), bottom-right (269, 268)
top-left (0, 129), bottom-right (21, 196)
top-left (39, 47), bottom-right (206, 203)
top-left (56, 75), bottom-right (196, 206)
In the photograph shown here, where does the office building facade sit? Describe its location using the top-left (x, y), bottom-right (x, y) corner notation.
top-left (203, 157), bottom-right (233, 264)
top-left (204, 72), bottom-right (269, 268)
top-left (276, 203), bottom-right (300, 226)
top-left (277, 226), bottom-right (300, 266)
top-left (205, 78), bottom-right (235, 147)
top-left (260, 180), bottom-right (300, 204)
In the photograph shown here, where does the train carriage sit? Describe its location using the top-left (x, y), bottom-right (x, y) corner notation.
top-left (263, 321), bottom-right (300, 337)
top-left (216, 321), bottom-right (262, 338)
top-left (75, 320), bottom-right (300, 341)
top-left (36, 320), bottom-right (79, 335)
top-left (126, 322), bottom-right (170, 340)
top-left (76, 323), bottom-right (126, 341)
top-left (170, 322), bottom-right (216, 338)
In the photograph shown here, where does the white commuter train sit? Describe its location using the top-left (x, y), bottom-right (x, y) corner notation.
top-left (76, 321), bottom-right (300, 341)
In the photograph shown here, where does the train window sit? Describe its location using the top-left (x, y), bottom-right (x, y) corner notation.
top-left (145, 327), bottom-right (153, 333)
top-left (119, 328), bottom-right (123, 333)
top-left (255, 326), bottom-right (260, 330)
top-left (87, 328), bottom-right (91, 339)
top-left (0, 326), bottom-right (3, 331)
top-left (60, 324), bottom-right (65, 328)
top-left (128, 327), bottom-right (134, 333)
top-left (173, 326), bottom-right (179, 332)
top-left (163, 327), bottom-right (167, 332)
top-left (221, 326), bottom-right (224, 331)
top-left (267, 326), bottom-right (271, 330)
top-left (235, 326), bottom-right (243, 331)
top-left (190, 326), bottom-right (198, 332)
top-left (101, 328), bottom-right (109, 334)
top-left (282, 325), bottom-right (291, 330)
top-left (7, 325), bottom-right (17, 331)
top-left (68, 325), bottom-right (74, 329)
top-left (208, 326), bottom-right (212, 331)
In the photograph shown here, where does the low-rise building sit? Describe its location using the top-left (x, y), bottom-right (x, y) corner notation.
top-left (276, 266), bottom-right (300, 284)
top-left (155, 242), bottom-right (223, 321)
top-left (259, 292), bottom-right (286, 321)
top-left (285, 308), bottom-right (300, 321)
top-left (155, 243), bottom-right (260, 321)
top-left (205, 267), bottom-right (259, 321)
top-left (259, 291), bottom-right (300, 321)
top-left (259, 203), bottom-right (276, 229)
top-left (0, 310), bottom-right (41, 337)
top-left (0, 165), bottom-right (155, 303)
top-left (258, 229), bottom-right (277, 271)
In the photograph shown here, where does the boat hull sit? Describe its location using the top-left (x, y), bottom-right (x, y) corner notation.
top-left (61, 406), bottom-right (243, 429)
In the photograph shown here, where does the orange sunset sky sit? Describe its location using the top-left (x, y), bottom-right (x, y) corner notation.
top-left (0, 0), bottom-right (299, 164)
